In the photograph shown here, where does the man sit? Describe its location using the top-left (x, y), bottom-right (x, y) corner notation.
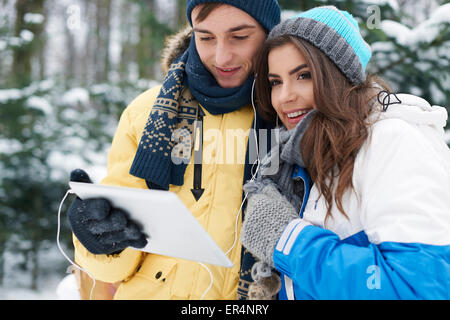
top-left (68, 0), bottom-right (281, 300)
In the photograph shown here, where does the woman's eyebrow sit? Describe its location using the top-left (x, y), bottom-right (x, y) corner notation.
top-left (268, 64), bottom-right (308, 78)
top-left (193, 24), bottom-right (257, 34)
top-left (289, 64), bottom-right (308, 75)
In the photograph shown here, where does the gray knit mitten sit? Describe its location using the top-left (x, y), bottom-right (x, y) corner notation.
top-left (241, 184), bottom-right (299, 267)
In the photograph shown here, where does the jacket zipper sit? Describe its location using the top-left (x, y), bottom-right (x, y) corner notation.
top-left (191, 106), bottom-right (205, 201)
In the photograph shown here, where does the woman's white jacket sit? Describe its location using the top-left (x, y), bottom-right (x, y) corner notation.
top-left (273, 94), bottom-right (450, 300)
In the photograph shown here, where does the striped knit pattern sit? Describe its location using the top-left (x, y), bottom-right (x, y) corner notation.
top-left (130, 51), bottom-right (199, 189)
top-left (268, 6), bottom-right (372, 84)
top-left (186, 0), bottom-right (281, 32)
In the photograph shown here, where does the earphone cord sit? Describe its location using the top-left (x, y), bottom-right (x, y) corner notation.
top-left (57, 189), bottom-right (96, 300)
top-left (225, 77), bottom-right (260, 257)
top-left (199, 78), bottom-right (261, 300)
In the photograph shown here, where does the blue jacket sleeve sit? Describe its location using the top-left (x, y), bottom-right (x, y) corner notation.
top-left (273, 222), bottom-right (450, 300)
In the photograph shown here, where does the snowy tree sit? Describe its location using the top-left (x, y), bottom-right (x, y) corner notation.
top-left (367, 2), bottom-right (449, 111)
top-left (10, 0), bottom-right (46, 87)
top-left (0, 81), bottom-right (66, 290)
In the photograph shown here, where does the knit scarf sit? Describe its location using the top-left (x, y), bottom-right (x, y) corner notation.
top-left (130, 35), bottom-right (254, 190)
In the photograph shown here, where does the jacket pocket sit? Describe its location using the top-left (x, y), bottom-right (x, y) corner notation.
top-left (114, 254), bottom-right (178, 299)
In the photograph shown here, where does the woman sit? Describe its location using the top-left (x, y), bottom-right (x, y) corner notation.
top-left (241, 6), bottom-right (450, 300)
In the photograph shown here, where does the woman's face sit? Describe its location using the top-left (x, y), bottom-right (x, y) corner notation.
top-left (192, 4), bottom-right (267, 88)
top-left (268, 43), bottom-right (315, 130)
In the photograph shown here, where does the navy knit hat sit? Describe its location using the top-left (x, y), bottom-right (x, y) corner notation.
top-left (186, 0), bottom-right (281, 32)
top-left (269, 6), bottom-right (372, 84)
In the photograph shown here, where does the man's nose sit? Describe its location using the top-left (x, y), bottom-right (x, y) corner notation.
top-left (215, 41), bottom-right (233, 66)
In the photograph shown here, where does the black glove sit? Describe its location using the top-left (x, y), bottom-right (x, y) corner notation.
top-left (68, 169), bottom-right (148, 255)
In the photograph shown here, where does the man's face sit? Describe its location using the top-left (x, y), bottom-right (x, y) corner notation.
top-left (191, 4), bottom-right (267, 88)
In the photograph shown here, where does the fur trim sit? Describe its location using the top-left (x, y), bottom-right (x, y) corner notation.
top-left (248, 273), bottom-right (281, 300)
top-left (160, 25), bottom-right (193, 74)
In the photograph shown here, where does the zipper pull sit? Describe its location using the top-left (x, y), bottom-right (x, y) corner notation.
top-left (191, 107), bottom-right (205, 201)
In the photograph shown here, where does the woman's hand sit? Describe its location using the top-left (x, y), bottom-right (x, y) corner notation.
top-left (241, 183), bottom-right (299, 266)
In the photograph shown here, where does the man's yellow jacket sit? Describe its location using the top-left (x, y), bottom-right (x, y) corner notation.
top-left (73, 78), bottom-right (255, 299)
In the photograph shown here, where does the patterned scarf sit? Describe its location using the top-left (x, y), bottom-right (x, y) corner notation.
top-left (130, 35), bottom-right (254, 190)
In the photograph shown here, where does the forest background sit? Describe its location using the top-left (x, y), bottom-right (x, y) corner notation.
top-left (0, 0), bottom-right (449, 299)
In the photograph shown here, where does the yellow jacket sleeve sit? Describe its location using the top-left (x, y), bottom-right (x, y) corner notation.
top-left (73, 86), bottom-right (162, 283)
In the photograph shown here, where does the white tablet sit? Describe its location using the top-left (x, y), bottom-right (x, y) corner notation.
top-left (69, 182), bottom-right (233, 268)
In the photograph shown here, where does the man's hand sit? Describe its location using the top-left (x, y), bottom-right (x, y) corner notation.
top-left (68, 169), bottom-right (148, 255)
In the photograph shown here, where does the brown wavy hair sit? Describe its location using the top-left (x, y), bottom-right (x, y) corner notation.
top-left (255, 35), bottom-right (390, 221)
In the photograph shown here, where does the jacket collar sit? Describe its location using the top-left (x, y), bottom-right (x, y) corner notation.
top-left (370, 93), bottom-right (447, 129)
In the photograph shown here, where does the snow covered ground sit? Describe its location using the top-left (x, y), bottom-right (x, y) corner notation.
top-left (0, 279), bottom-right (60, 300)
top-left (0, 274), bottom-right (81, 300)
top-left (0, 245), bottom-right (78, 300)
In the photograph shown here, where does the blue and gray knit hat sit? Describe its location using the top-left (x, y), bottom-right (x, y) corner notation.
top-left (268, 6), bottom-right (372, 84)
top-left (186, 0), bottom-right (281, 32)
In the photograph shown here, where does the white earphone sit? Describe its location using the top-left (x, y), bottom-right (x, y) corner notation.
top-left (199, 77), bottom-right (261, 299)
top-left (57, 189), bottom-right (96, 300)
